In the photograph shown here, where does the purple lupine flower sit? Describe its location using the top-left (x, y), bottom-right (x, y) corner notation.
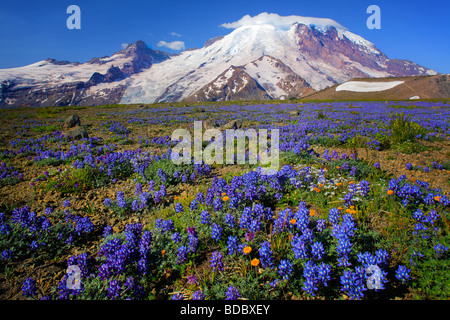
top-left (227, 235), bottom-right (239, 255)
top-left (22, 277), bottom-right (37, 298)
top-left (116, 191), bottom-right (127, 208)
top-left (211, 224), bottom-right (222, 242)
top-left (175, 203), bottom-right (184, 213)
top-left (225, 286), bottom-right (240, 300)
top-left (210, 251), bottom-right (224, 271)
top-left (225, 213), bottom-right (236, 228)
top-left (278, 259), bottom-right (294, 280)
top-left (200, 210), bottom-right (210, 224)
top-left (63, 199), bottom-right (71, 208)
top-left (107, 280), bottom-right (122, 299)
top-left (395, 265), bottom-right (411, 284)
top-left (192, 290), bottom-right (205, 300)
top-left (259, 241), bottom-right (274, 269)
top-left (177, 245), bottom-right (189, 264)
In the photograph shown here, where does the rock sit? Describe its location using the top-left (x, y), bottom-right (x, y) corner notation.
top-left (63, 114), bottom-right (81, 129)
top-left (221, 119), bottom-right (243, 130)
top-left (203, 118), bottom-right (220, 130)
top-left (194, 107), bottom-right (206, 113)
top-left (86, 72), bottom-right (104, 87)
top-left (289, 110), bottom-right (299, 116)
top-left (103, 65), bottom-right (126, 83)
top-left (67, 126), bottom-right (88, 140)
top-left (86, 66), bottom-right (126, 88)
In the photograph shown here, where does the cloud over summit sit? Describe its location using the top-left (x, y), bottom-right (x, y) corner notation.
top-left (220, 12), bottom-right (346, 30)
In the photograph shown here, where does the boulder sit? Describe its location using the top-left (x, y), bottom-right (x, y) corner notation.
top-left (63, 114), bottom-right (81, 129)
top-left (221, 119), bottom-right (243, 130)
top-left (203, 118), bottom-right (220, 130)
top-left (67, 126), bottom-right (88, 140)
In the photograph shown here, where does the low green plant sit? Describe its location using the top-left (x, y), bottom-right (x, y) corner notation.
top-left (389, 112), bottom-right (427, 143)
top-left (31, 124), bottom-right (61, 133)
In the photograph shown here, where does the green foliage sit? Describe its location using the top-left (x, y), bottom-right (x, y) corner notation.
top-left (0, 209), bottom-right (90, 265)
top-left (317, 109), bottom-right (326, 120)
top-left (392, 140), bottom-right (430, 154)
top-left (281, 150), bottom-right (320, 166)
top-left (0, 176), bottom-right (22, 187)
top-left (35, 158), bottom-right (64, 167)
top-left (404, 217), bottom-right (450, 299)
top-left (310, 135), bottom-right (344, 148)
top-left (36, 167), bottom-right (111, 195)
top-left (389, 112), bottom-right (427, 143)
top-left (327, 158), bottom-right (390, 181)
top-left (31, 124), bottom-right (61, 133)
top-left (143, 158), bottom-right (196, 186)
top-left (347, 135), bottom-right (370, 149)
top-left (36, 106), bottom-right (87, 119)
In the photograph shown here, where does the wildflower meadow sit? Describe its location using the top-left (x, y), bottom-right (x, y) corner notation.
top-left (0, 101), bottom-right (449, 303)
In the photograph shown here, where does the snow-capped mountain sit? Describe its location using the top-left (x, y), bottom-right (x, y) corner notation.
top-left (0, 41), bottom-right (170, 107)
top-left (0, 16), bottom-right (438, 107)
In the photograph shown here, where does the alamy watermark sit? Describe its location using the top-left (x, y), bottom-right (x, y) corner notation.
top-left (67, 5), bottom-right (81, 30)
top-left (170, 121), bottom-right (279, 175)
top-left (366, 264), bottom-right (382, 290)
top-left (366, 5), bottom-right (381, 30)
top-left (66, 265), bottom-right (81, 290)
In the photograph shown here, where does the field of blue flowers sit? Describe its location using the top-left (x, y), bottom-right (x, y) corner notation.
top-left (0, 101), bottom-right (449, 300)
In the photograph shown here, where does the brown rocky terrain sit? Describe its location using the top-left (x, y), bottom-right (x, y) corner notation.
top-left (303, 74), bottom-right (450, 101)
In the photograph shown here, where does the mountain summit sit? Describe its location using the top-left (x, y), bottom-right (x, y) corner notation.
top-left (120, 22), bottom-right (436, 104)
top-left (0, 14), bottom-right (438, 107)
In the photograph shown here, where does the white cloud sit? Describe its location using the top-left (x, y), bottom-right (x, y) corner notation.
top-left (157, 40), bottom-right (185, 51)
top-left (121, 43), bottom-right (129, 49)
top-left (169, 32), bottom-right (181, 37)
top-left (220, 12), bottom-right (346, 31)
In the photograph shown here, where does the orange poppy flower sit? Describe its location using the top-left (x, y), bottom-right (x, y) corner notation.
top-left (221, 192), bottom-right (227, 196)
top-left (222, 196), bottom-right (229, 202)
top-left (243, 246), bottom-right (252, 254)
top-left (434, 196), bottom-right (441, 202)
top-left (251, 258), bottom-right (260, 267)
top-left (309, 209), bottom-right (316, 217)
top-left (290, 218), bottom-right (297, 225)
top-left (387, 190), bottom-right (394, 195)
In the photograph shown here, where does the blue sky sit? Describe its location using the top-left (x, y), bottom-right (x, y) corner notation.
top-left (0, 0), bottom-right (449, 73)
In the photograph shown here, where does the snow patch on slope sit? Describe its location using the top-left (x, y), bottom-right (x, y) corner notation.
top-left (335, 80), bottom-right (404, 92)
